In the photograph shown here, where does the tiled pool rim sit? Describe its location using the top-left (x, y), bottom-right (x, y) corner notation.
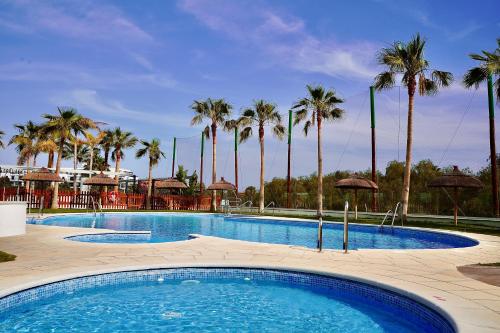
top-left (0, 266), bottom-right (456, 333)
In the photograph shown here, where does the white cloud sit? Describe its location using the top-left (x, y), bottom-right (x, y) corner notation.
top-left (178, 0), bottom-right (378, 80)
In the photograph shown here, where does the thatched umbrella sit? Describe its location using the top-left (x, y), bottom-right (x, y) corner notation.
top-left (84, 172), bottom-right (118, 207)
top-left (155, 177), bottom-right (188, 190)
top-left (22, 168), bottom-right (64, 214)
top-left (335, 174), bottom-right (378, 220)
top-left (207, 177), bottom-right (235, 212)
top-left (428, 166), bottom-right (483, 226)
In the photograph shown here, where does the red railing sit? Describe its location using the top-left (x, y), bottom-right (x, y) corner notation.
top-left (0, 188), bottom-right (215, 211)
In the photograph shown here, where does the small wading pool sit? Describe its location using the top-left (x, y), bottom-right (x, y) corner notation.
top-left (0, 268), bottom-right (455, 332)
top-left (29, 213), bottom-right (478, 249)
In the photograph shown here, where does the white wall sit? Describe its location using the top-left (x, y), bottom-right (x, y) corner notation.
top-left (0, 201), bottom-right (26, 237)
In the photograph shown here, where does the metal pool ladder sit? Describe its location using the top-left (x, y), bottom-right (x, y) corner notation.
top-left (380, 202), bottom-right (401, 228)
top-left (90, 197), bottom-right (104, 217)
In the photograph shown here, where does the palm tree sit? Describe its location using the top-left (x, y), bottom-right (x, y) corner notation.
top-left (463, 38), bottom-right (500, 101)
top-left (37, 133), bottom-right (58, 169)
top-left (40, 107), bottom-right (98, 208)
top-left (237, 100), bottom-right (285, 213)
top-left (136, 138), bottom-right (165, 209)
top-left (190, 98), bottom-right (232, 211)
top-left (9, 121), bottom-right (41, 190)
top-left (463, 38), bottom-right (500, 216)
top-left (0, 130), bottom-right (5, 149)
top-left (100, 129), bottom-right (114, 171)
top-left (293, 85), bottom-right (345, 231)
top-left (110, 127), bottom-right (137, 192)
top-left (373, 34), bottom-right (453, 221)
top-left (84, 130), bottom-right (106, 172)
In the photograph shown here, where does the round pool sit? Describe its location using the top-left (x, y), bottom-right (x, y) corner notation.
top-left (0, 268), bottom-right (455, 332)
top-left (29, 213), bottom-right (478, 249)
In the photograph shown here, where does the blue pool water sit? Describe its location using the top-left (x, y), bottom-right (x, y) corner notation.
top-left (29, 213), bottom-right (478, 249)
top-left (0, 268), bottom-right (455, 332)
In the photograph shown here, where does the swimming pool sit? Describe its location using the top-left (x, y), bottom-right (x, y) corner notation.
top-left (0, 268), bottom-right (455, 332)
top-left (29, 213), bottom-right (478, 249)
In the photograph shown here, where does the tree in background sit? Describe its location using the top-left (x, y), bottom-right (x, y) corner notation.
top-left (100, 129), bottom-right (114, 171)
top-left (373, 34), bottom-right (453, 221)
top-left (238, 100), bottom-right (285, 213)
top-left (0, 130), bottom-right (5, 149)
top-left (83, 130), bottom-right (105, 172)
top-left (136, 138), bottom-right (165, 210)
top-left (110, 127), bottom-right (137, 192)
top-left (190, 98), bottom-right (232, 212)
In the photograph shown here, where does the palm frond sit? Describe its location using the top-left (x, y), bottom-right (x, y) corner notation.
top-left (239, 127), bottom-right (253, 143)
top-left (463, 66), bottom-right (488, 88)
top-left (303, 120), bottom-right (312, 136)
top-left (373, 71), bottom-right (396, 91)
top-left (431, 70), bottom-right (453, 87)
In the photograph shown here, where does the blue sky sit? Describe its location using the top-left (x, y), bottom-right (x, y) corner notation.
top-left (0, 0), bottom-right (499, 188)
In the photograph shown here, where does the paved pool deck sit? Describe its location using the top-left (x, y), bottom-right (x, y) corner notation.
top-left (0, 214), bottom-right (499, 332)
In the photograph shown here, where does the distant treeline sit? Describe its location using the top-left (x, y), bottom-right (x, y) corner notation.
top-left (241, 158), bottom-right (497, 217)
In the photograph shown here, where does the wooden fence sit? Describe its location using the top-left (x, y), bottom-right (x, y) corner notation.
top-left (1, 188), bottom-right (215, 211)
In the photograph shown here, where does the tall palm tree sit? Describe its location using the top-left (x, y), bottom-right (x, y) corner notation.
top-left (0, 130), bottom-right (5, 149)
top-left (293, 85), bottom-right (344, 239)
top-left (463, 38), bottom-right (500, 216)
top-left (136, 138), bottom-right (165, 210)
top-left (110, 127), bottom-right (137, 192)
top-left (40, 107), bottom-right (98, 208)
top-left (463, 38), bottom-right (500, 101)
top-left (9, 121), bottom-right (41, 189)
top-left (100, 129), bottom-right (114, 171)
top-left (237, 100), bottom-right (285, 213)
top-left (37, 133), bottom-right (58, 169)
top-left (84, 130), bottom-right (106, 172)
top-left (190, 98), bottom-right (232, 211)
top-left (373, 34), bottom-right (453, 221)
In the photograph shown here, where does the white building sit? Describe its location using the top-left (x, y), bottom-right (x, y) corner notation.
top-left (0, 164), bottom-right (137, 192)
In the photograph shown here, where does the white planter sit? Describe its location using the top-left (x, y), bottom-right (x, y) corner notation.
top-left (0, 201), bottom-right (26, 237)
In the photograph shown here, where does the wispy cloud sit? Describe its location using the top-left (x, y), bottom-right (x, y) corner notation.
top-left (0, 0), bottom-right (153, 43)
top-left (179, 0), bottom-right (378, 80)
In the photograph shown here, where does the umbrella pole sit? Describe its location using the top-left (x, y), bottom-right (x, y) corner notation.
top-left (354, 189), bottom-right (358, 220)
top-left (454, 187), bottom-right (458, 226)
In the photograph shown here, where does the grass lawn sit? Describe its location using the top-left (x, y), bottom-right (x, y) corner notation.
top-left (33, 208), bottom-right (500, 236)
top-left (0, 251), bottom-right (16, 263)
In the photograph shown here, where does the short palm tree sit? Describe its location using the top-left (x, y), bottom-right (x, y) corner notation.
top-left (40, 107), bottom-right (98, 208)
top-left (463, 38), bottom-right (500, 101)
top-left (100, 129), bottom-right (114, 171)
top-left (293, 85), bottom-right (345, 225)
top-left (84, 130), bottom-right (106, 172)
top-left (237, 100), bottom-right (285, 213)
top-left (0, 130), bottom-right (5, 149)
top-left (9, 121), bottom-right (42, 190)
top-left (110, 127), bottom-right (137, 192)
top-left (191, 98), bottom-right (232, 211)
top-left (373, 33), bottom-right (453, 221)
top-left (136, 138), bottom-right (165, 209)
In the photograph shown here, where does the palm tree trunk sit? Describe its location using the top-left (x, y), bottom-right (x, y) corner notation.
top-left (146, 161), bottom-right (153, 210)
top-left (25, 155), bottom-right (31, 192)
top-left (47, 150), bottom-right (54, 169)
top-left (89, 147), bottom-right (94, 172)
top-left (114, 151), bottom-right (121, 192)
top-left (258, 126), bottom-right (265, 213)
top-left (401, 83), bottom-right (415, 222)
top-left (51, 140), bottom-right (65, 209)
top-left (73, 141), bottom-right (78, 194)
top-left (104, 148), bottom-right (109, 170)
top-left (211, 123), bottom-right (217, 212)
top-left (317, 116), bottom-right (323, 216)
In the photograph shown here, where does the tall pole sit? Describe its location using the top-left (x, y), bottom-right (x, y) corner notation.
top-left (487, 74), bottom-right (499, 217)
top-left (200, 132), bottom-right (204, 193)
top-left (234, 127), bottom-right (239, 193)
top-left (171, 137), bottom-right (176, 178)
top-left (370, 86), bottom-right (378, 212)
top-left (287, 109), bottom-right (293, 208)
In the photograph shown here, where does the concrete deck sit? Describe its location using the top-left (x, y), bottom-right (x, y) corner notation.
top-left (0, 217), bottom-right (499, 332)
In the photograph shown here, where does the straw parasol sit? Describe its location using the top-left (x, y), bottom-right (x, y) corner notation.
top-left (155, 177), bottom-right (188, 190)
top-left (22, 167), bottom-right (63, 183)
top-left (22, 168), bottom-right (63, 215)
top-left (428, 166), bottom-right (483, 226)
top-left (84, 172), bottom-right (118, 187)
top-left (207, 177), bottom-right (236, 212)
top-left (335, 174), bottom-right (378, 220)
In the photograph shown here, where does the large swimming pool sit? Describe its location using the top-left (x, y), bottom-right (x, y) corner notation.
top-left (0, 268), bottom-right (455, 332)
top-left (29, 213), bottom-right (478, 249)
